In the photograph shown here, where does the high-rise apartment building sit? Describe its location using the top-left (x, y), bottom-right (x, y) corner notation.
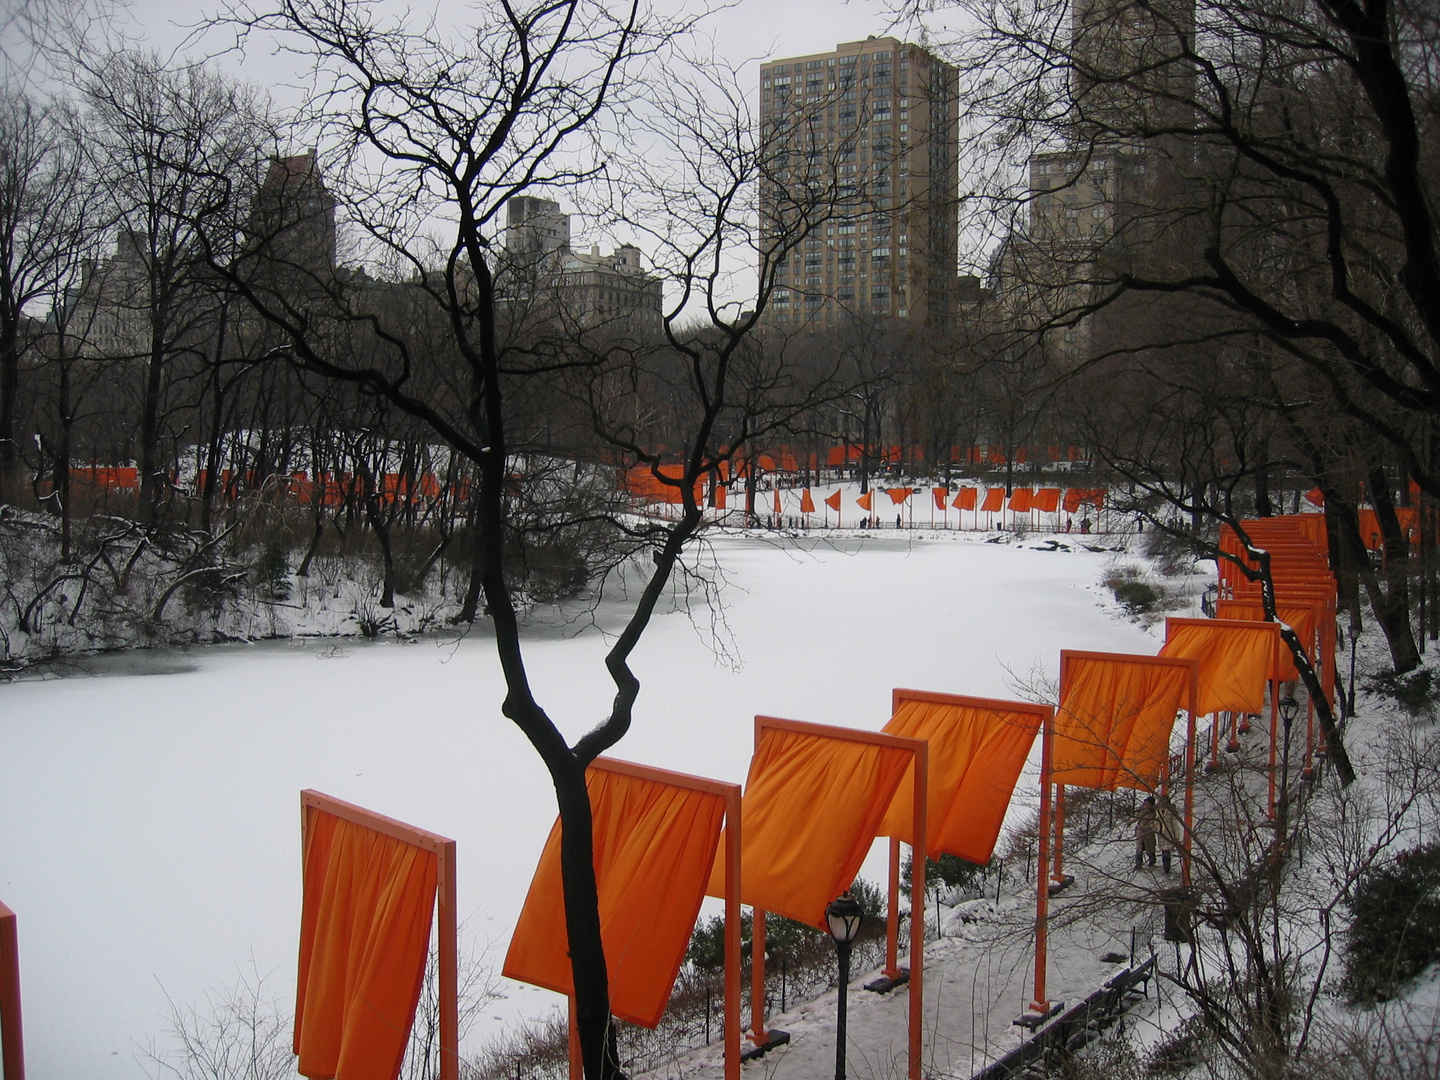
top-left (757, 37), bottom-right (958, 330)
top-left (994, 0), bottom-right (1198, 365)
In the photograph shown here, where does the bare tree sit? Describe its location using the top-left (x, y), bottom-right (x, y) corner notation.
top-left (0, 90), bottom-right (88, 504)
top-left (184, 2), bottom-right (856, 1075)
top-left (76, 51), bottom-right (272, 523)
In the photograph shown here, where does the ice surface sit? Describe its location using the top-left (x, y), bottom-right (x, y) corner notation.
top-left (0, 530), bottom-right (1163, 1080)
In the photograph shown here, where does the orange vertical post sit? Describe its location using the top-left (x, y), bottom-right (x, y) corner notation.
top-left (438, 835), bottom-right (459, 1080)
top-left (908, 743), bottom-right (927, 1080)
top-left (0, 900), bottom-right (22, 1080)
top-left (885, 836), bottom-right (902, 978)
top-left (724, 787), bottom-right (742, 1080)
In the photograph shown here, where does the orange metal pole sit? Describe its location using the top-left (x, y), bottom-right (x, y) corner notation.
top-left (885, 836), bottom-right (902, 978)
top-left (909, 744), bottom-right (927, 1080)
top-left (438, 839), bottom-right (459, 1080)
top-left (1210, 711), bottom-right (1221, 767)
top-left (725, 788), bottom-right (742, 1080)
top-left (0, 901), bottom-right (23, 1080)
top-left (1032, 716), bottom-right (1053, 1012)
top-left (751, 907), bottom-right (768, 1043)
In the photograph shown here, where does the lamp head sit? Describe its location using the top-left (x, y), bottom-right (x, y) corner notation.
top-left (825, 892), bottom-right (864, 945)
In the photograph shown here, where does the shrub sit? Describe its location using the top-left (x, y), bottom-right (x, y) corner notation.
top-left (902, 851), bottom-right (989, 894)
top-left (1106, 567), bottom-right (1161, 614)
top-left (1342, 842), bottom-right (1440, 1002)
top-left (251, 540), bottom-right (292, 601)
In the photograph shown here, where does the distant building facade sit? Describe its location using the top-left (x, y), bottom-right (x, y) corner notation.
top-left (757, 37), bottom-right (959, 331)
top-left (501, 196), bottom-right (663, 334)
top-left (992, 0), bottom-right (1198, 364)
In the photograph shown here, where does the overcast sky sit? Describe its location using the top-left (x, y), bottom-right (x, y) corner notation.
top-left (109, 0), bottom-right (947, 96)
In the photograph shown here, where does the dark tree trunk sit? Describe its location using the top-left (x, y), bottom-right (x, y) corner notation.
top-left (1367, 466), bottom-right (1422, 673)
top-left (0, 325), bottom-right (19, 506)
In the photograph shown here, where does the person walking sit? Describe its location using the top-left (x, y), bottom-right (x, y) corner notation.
top-left (1157, 793), bottom-right (1182, 874)
top-left (1135, 795), bottom-right (1158, 870)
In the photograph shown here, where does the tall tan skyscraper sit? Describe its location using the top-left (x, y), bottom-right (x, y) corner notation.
top-left (757, 37), bottom-right (958, 330)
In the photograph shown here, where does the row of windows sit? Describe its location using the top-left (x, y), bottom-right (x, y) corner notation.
top-left (763, 51), bottom-right (897, 78)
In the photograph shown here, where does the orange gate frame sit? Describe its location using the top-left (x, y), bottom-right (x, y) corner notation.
top-left (750, 717), bottom-right (929, 1080)
top-left (1035, 652), bottom-right (1198, 1015)
top-left (0, 900), bottom-right (22, 1080)
top-left (880, 690), bottom-right (1051, 990)
top-left (299, 790), bottom-right (458, 1080)
top-left (561, 758), bottom-right (744, 1080)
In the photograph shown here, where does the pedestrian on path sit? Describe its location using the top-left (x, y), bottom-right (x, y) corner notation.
top-left (1157, 793), bottom-right (1181, 874)
top-left (1135, 795), bottom-right (1158, 870)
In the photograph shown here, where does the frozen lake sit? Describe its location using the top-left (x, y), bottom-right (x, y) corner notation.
top-left (0, 532), bottom-right (1167, 1080)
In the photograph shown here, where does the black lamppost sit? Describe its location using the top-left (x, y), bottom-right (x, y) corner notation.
top-left (825, 892), bottom-right (864, 1080)
top-left (1278, 694), bottom-right (1299, 834)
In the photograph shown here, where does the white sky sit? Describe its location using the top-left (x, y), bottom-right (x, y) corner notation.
top-left (113, 0), bottom-right (939, 86)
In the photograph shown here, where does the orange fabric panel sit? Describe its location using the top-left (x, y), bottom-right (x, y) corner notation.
top-left (1033, 488), bottom-right (1061, 513)
top-left (1159, 621), bottom-right (1276, 715)
top-left (706, 727), bottom-right (912, 928)
top-left (952, 487), bottom-right (977, 511)
top-left (828, 446), bottom-right (845, 467)
top-left (1213, 601), bottom-right (1318, 680)
top-left (503, 767), bottom-right (727, 1029)
top-left (1358, 507), bottom-right (1419, 546)
top-left (1009, 489), bottom-right (1032, 512)
top-left (1305, 488), bottom-right (1324, 507)
top-left (879, 698), bottom-right (1043, 863)
top-left (886, 487), bottom-right (911, 505)
top-left (933, 487), bottom-right (949, 511)
top-left (800, 489), bottom-right (816, 513)
top-left (981, 487), bottom-right (1005, 512)
top-left (1063, 489), bottom-right (1084, 513)
top-left (295, 813), bottom-right (438, 1080)
top-left (857, 491), bottom-right (874, 512)
top-left (1052, 657), bottom-right (1192, 791)
top-left (773, 489), bottom-right (782, 514)
top-left (825, 490), bottom-right (841, 511)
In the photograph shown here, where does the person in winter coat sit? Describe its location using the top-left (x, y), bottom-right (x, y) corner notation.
top-left (1135, 795), bottom-right (1158, 870)
top-left (1156, 793), bottom-right (1182, 874)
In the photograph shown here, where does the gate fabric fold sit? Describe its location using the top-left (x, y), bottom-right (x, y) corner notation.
top-left (503, 767), bottom-right (727, 1029)
top-left (295, 812), bottom-right (439, 1080)
top-left (1051, 654), bottom-right (1192, 790)
top-left (706, 725), bottom-right (912, 928)
top-left (878, 697), bottom-right (1044, 863)
top-left (1159, 620), bottom-right (1278, 716)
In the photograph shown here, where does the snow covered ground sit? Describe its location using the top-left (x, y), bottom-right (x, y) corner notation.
top-left (1, 529), bottom-right (1187, 1080)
